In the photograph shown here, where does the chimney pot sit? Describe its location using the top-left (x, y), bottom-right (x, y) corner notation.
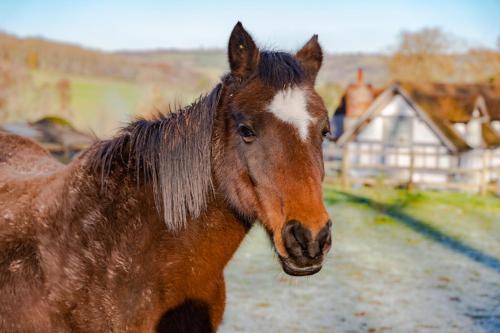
top-left (357, 68), bottom-right (363, 83)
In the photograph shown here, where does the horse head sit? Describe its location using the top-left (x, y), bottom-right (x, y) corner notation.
top-left (215, 22), bottom-right (332, 276)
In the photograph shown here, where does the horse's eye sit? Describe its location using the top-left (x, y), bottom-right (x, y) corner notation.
top-left (237, 124), bottom-right (256, 143)
top-left (321, 128), bottom-right (330, 138)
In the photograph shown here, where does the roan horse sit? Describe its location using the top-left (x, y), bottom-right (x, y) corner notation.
top-left (0, 23), bottom-right (332, 332)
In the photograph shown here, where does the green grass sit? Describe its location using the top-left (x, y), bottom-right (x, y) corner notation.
top-left (31, 70), bottom-right (144, 135)
top-left (27, 69), bottom-right (223, 136)
top-left (70, 77), bottom-right (142, 135)
top-left (324, 185), bottom-right (500, 211)
top-left (323, 185), bottom-right (500, 257)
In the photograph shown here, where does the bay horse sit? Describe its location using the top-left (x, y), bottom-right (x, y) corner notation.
top-left (0, 22), bottom-right (332, 332)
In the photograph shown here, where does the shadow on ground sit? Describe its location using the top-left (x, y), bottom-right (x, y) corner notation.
top-left (334, 190), bottom-right (500, 332)
top-left (334, 191), bottom-right (500, 274)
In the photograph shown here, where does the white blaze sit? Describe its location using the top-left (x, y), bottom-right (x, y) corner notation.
top-left (268, 87), bottom-right (312, 141)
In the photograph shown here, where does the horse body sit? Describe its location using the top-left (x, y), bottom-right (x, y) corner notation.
top-left (0, 133), bottom-right (67, 331)
top-left (0, 23), bottom-right (333, 332)
top-left (0, 132), bottom-right (246, 332)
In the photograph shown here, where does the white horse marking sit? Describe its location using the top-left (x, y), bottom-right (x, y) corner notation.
top-left (268, 87), bottom-right (312, 141)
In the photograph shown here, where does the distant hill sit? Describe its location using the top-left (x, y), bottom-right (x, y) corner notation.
top-left (0, 32), bottom-right (207, 84)
top-left (118, 49), bottom-right (390, 87)
top-left (0, 32), bottom-right (388, 135)
top-left (0, 31), bottom-right (390, 87)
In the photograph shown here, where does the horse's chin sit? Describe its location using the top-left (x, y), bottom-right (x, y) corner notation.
top-left (278, 256), bottom-right (323, 277)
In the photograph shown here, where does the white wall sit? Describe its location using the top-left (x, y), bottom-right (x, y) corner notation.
top-left (357, 95), bottom-right (442, 146)
top-left (458, 150), bottom-right (489, 185)
top-left (357, 117), bottom-right (383, 141)
top-left (465, 117), bottom-right (482, 148)
top-left (380, 95), bottom-right (414, 117)
top-left (346, 94), bottom-right (456, 185)
top-left (491, 121), bottom-right (500, 134)
top-left (413, 118), bottom-right (440, 145)
top-left (492, 148), bottom-right (500, 166)
top-left (413, 172), bottom-right (448, 184)
top-left (454, 123), bottom-right (466, 136)
top-left (460, 150), bottom-right (483, 170)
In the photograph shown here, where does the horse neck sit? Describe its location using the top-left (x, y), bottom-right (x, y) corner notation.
top-left (71, 130), bottom-right (248, 276)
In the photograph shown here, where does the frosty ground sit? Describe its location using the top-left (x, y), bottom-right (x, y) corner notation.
top-left (219, 187), bottom-right (500, 333)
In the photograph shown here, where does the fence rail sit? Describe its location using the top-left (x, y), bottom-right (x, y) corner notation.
top-left (323, 144), bottom-right (500, 195)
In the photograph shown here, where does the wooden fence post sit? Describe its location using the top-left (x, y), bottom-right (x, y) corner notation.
top-left (407, 147), bottom-right (415, 191)
top-left (341, 145), bottom-right (351, 189)
top-left (479, 149), bottom-right (488, 196)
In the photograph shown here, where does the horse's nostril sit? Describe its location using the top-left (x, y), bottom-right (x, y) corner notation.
top-left (317, 219), bottom-right (332, 252)
top-left (291, 223), bottom-right (309, 250)
top-left (283, 220), bottom-right (311, 258)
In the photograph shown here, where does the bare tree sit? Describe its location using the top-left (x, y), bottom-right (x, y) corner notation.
top-left (390, 28), bottom-right (456, 82)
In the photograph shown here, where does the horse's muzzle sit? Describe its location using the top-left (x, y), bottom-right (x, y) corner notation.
top-left (279, 219), bottom-right (332, 276)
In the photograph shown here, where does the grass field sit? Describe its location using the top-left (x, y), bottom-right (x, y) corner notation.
top-left (5, 54), bottom-right (343, 137)
top-left (221, 186), bottom-right (500, 333)
top-left (30, 70), bottom-right (144, 135)
top-left (14, 69), bottom-right (211, 136)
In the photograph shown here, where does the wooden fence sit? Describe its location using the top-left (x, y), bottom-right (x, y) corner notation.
top-left (323, 143), bottom-right (500, 195)
top-left (41, 140), bottom-right (500, 195)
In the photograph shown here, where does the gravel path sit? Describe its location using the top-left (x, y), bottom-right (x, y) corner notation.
top-left (219, 195), bottom-right (500, 333)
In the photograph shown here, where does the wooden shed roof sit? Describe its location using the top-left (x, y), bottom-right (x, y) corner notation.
top-left (0, 116), bottom-right (93, 152)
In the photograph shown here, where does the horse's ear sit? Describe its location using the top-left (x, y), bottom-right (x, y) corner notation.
top-left (228, 22), bottom-right (259, 80)
top-left (296, 35), bottom-right (323, 82)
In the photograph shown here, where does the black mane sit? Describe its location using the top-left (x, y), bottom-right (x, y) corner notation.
top-left (257, 51), bottom-right (305, 89)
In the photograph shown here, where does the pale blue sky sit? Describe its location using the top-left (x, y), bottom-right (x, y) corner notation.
top-left (0, 0), bottom-right (498, 53)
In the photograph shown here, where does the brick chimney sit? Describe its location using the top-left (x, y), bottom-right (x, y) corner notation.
top-left (357, 67), bottom-right (363, 83)
top-left (345, 68), bottom-right (374, 119)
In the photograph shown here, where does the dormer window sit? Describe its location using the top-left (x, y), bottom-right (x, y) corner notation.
top-left (492, 121), bottom-right (500, 134)
top-left (454, 123), bottom-right (466, 136)
top-left (465, 107), bottom-right (483, 148)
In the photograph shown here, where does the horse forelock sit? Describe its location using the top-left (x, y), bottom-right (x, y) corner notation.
top-left (89, 84), bottom-right (223, 232)
top-left (257, 51), bottom-right (305, 89)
